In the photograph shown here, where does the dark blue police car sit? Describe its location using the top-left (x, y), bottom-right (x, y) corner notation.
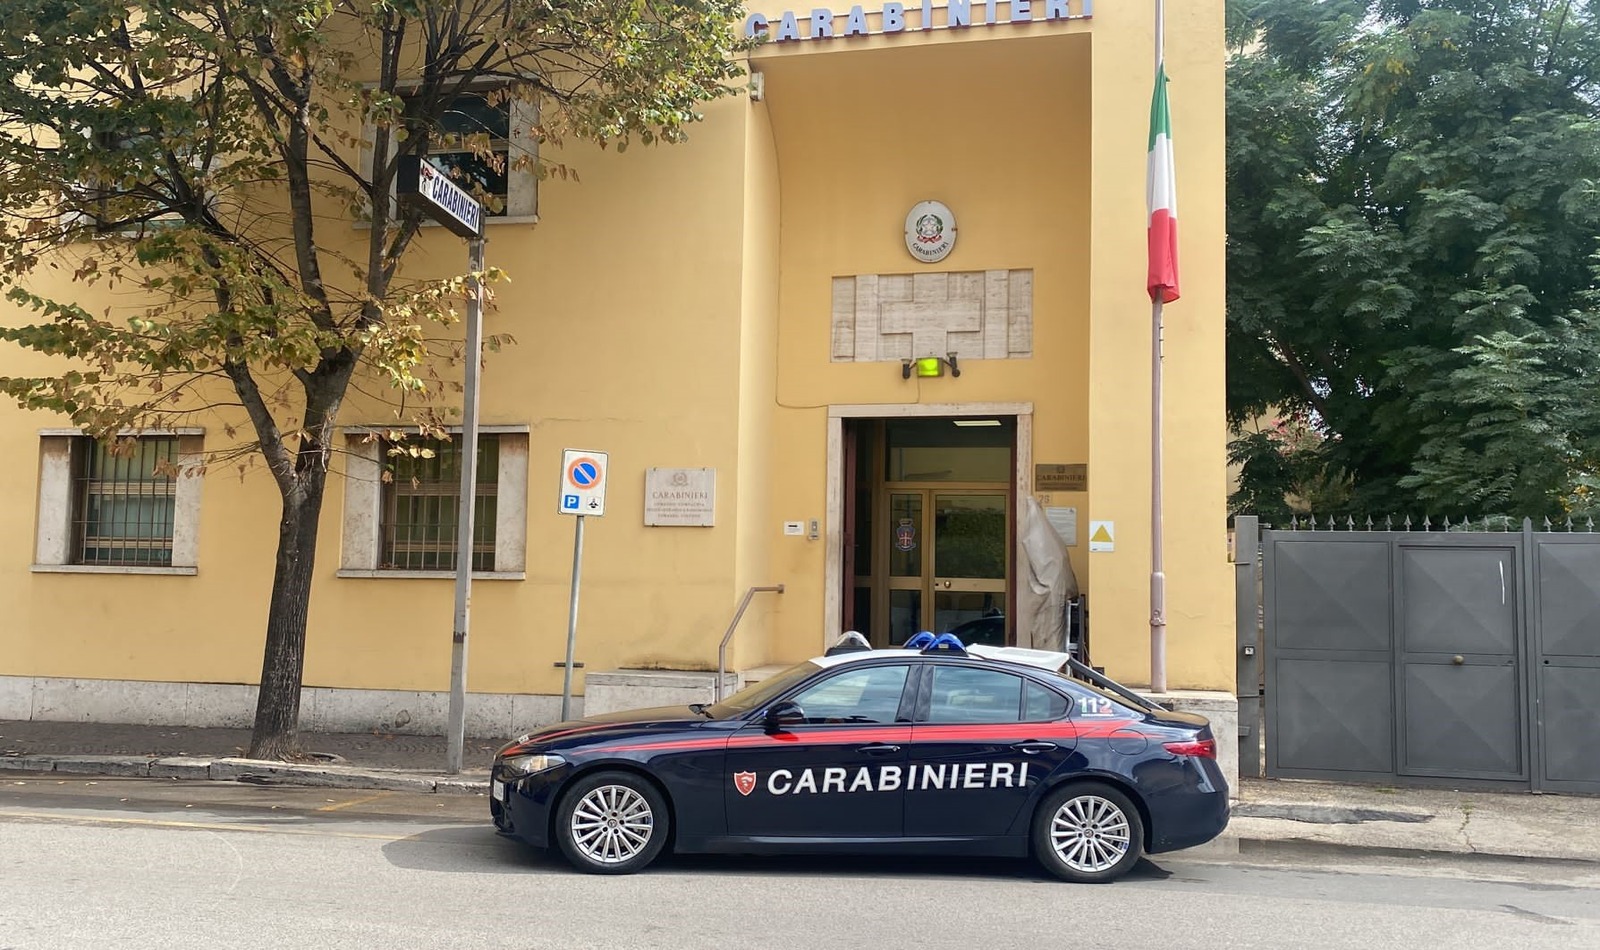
top-left (490, 633), bottom-right (1228, 883)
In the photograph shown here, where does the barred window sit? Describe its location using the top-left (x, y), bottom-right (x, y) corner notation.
top-left (72, 437), bottom-right (178, 567)
top-left (380, 436), bottom-right (499, 572)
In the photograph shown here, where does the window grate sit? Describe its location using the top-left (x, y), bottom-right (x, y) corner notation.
top-left (73, 437), bottom-right (178, 566)
top-left (380, 436), bottom-right (498, 572)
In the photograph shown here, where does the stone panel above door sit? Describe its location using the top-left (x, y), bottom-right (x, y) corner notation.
top-left (831, 270), bottom-right (1033, 363)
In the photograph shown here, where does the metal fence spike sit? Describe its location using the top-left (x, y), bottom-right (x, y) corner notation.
top-left (1289, 514), bottom-right (1298, 530)
top-left (1443, 515), bottom-right (1452, 530)
top-left (1587, 517), bottom-right (1595, 533)
top-left (1544, 516), bottom-right (1553, 530)
top-left (1566, 517), bottom-right (1575, 532)
top-left (1503, 515), bottom-right (1512, 532)
top-left (1366, 516), bottom-right (1375, 531)
top-left (1423, 515), bottom-right (1432, 530)
top-left (1385, 515), bottom-right (1394, 530)
top-left (1403, 515), bottom-right (1412, 531)
top-left (1326, 515), bottom-right (1336, 530)
top-left (1346, 515), bottom-right (1356, 530)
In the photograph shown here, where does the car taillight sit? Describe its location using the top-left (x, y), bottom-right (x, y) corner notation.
top-left (1163, 738), bottom-right (1217, 759)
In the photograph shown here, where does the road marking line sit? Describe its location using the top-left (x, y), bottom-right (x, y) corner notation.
top-left (0, 810), bottom-right (411, 841)
top-left (316, 792), bottom-right (391, 813)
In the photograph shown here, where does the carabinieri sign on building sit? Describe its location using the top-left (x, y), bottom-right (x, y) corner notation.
top-left (397, 155), bottom-right (484, 239)
top-left (745, 0), bottom-right (1092, 42)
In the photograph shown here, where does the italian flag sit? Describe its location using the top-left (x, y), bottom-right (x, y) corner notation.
top-left (1147, 60), bottom-right (1180, 304)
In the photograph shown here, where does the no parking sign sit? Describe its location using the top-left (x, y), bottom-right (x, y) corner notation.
top-left (558, 449), bottom-right (608, 517)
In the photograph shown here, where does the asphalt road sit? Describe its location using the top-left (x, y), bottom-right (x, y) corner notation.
top-left (2, 778), bottom-right (1598, 950)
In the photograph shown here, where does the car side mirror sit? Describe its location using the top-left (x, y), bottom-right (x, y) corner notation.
top-left (764, 700), bottom-right (805, 732)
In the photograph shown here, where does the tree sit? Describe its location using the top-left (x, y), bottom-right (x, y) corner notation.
top-left (0, 0), bottom-right (744, 758)
top-left (1226, 0), bottom-right (1600, 521)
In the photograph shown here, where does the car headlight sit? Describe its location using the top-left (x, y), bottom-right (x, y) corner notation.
top-left (499, 753), bottom-right (565, 778)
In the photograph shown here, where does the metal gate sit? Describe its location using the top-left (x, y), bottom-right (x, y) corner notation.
top-left (1235, 516), bottom-right (1600, 793)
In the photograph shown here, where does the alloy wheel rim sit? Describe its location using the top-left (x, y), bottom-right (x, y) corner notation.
top-left (1049, 794), bottom-right (1132, 873)
top-left (570, 785), bottom-right (654, 864)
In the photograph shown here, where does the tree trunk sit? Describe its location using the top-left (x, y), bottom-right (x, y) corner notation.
top-left (247, 468), bottom-right (330, 760)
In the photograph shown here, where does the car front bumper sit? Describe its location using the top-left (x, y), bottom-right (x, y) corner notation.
top-left (490, 763), bottom-right (569, 848)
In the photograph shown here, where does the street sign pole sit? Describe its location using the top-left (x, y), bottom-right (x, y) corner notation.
top-left (446, 232), bottom-right (486, 774)
top-left (560, 514), bottom-right (586, 721)
top-left (555, 449), bottom-right (607, 721)
top-left (400, 153), bottom-right (489, 775)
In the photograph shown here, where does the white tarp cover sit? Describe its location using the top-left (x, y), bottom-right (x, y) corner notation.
top-left (1021, 495), bottom-right (1079, 652)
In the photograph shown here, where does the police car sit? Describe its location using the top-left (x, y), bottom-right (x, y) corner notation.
top-left (490, 633), bottom-right (1228, 883)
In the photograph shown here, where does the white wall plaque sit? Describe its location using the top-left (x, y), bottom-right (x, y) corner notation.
top-left (644, 468), bottom-right (716, 527)
top-left (905, 200), bottom-right (957, 264)
top-left (1046, 507), bottom-right (1078, 547)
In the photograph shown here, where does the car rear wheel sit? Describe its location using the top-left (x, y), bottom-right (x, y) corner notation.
top-left (1032, 782), bottom-right (1144, 883)
top-left (554, 771), bottom-right (671, 874)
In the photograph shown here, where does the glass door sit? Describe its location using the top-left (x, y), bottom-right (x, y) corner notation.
top-left (880, 489), bottom-right (1009, 646)
top-left (886, 491), bottom-right (925, 646)
top-left (931, 492), bottom-right (1008, 646)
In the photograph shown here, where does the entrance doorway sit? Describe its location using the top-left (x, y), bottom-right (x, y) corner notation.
top-left (843, 417), bottom-right (1016, 648)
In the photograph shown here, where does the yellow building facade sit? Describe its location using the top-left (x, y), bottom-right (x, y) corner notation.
top-left (0, 1), bottom-right (1233, 767)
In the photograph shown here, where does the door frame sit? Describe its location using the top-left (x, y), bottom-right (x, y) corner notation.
top-left (824, 402), bottom-right (1034, 652)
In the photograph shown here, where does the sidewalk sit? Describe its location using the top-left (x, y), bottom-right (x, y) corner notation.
top-left (5, 718), bottom-right (1598, 865)
top-left (0, 719), bottom-right (507, 795)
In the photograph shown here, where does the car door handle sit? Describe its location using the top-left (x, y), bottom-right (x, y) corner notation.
top-left (858, 743), bottom-right (902, 755)
top-left (1011, 741), bottom-right (1058, 755)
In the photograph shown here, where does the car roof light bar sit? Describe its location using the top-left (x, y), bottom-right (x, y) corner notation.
top-left (921, 633), bottom-right (968, 656)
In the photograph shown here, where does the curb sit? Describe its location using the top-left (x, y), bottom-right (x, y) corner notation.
top-left (1, 753), bottom-right (489, 796)
top-left (1227, 833), bottom-right (1600, 868)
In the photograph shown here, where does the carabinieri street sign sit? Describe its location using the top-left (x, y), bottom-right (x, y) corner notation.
top-left (397, 155), bottom-right (484, 238)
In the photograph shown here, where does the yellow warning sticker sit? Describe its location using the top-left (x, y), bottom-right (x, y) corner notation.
top-left (1089, 520), bottom-right (1115, 552)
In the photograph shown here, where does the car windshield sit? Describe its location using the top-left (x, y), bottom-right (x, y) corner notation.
top-left (705, 661), bottom-right (822, 719)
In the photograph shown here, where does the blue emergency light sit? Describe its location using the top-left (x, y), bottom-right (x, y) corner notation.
top-left (904, 632), bottom-right (937, 650)
top-left (922, 632), bottom-right (968, 655)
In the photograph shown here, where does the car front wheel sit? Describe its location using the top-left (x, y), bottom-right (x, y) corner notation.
top-left (554, 771), bottom-right (671, 874)
top-left (1032, 782), bottom-right (1145, 883)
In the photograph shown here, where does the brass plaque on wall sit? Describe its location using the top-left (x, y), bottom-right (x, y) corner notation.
top-left (1035, 463), bottom-right (1087, 492)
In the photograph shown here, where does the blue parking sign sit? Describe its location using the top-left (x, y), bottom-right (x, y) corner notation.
top-left (562, 494), bottom-right (580, 511)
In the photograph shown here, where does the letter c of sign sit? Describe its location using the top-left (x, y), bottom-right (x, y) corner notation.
top-left (745, 13), bottom-right (770, 37)
top-left (767, 769), bottom-right (793, 794)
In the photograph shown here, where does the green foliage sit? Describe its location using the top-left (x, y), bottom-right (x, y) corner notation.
top-left (1227, 0), bottom-right (1600, 520)
top-left (0, 0), bottom-right (746, 464)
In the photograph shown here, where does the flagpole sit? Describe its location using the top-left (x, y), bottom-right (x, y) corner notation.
top-left (1150, 0), bottom-right (1169, 694)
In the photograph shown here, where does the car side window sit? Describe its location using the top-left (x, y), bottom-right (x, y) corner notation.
top-left (790, 665), bottom-right (911, 724)
top-left (1023, 682), bottom-right (1071, 722)
top-left (926, 666), bottom-right (1024, 724)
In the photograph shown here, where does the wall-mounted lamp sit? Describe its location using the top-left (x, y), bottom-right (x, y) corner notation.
top-left (901, 353), bottom-right (961, 380)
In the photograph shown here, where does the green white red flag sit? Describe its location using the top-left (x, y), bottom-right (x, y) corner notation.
top-left (1147, 58), bottom-right (1180, 303)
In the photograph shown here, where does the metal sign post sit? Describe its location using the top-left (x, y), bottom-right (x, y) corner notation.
top-left (557, 450), bottom-right (607, 720)
top-left (561, 515), bottom-right (586, 722)
top-left (397, 154), bottom-right (486, 774)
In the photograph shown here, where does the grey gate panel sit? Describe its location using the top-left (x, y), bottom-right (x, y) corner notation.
top-left (1265, 537), bottom-right (1395, 780)
top-left (1395, 543), bottom-right (1525, 780)
top-left (1259, 523), bottom-right (1600, 792)
top-left (1531, 537), bottom-right (1600, 793)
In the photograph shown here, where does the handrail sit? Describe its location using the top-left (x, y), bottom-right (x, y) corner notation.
top-left (716, 584), bottom-right (786, 701)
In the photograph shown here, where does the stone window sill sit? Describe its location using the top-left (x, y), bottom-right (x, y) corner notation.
top-left (336, 569), bottom-right (526, 581)
top-left (32, 564), bottom-right (197, 576)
